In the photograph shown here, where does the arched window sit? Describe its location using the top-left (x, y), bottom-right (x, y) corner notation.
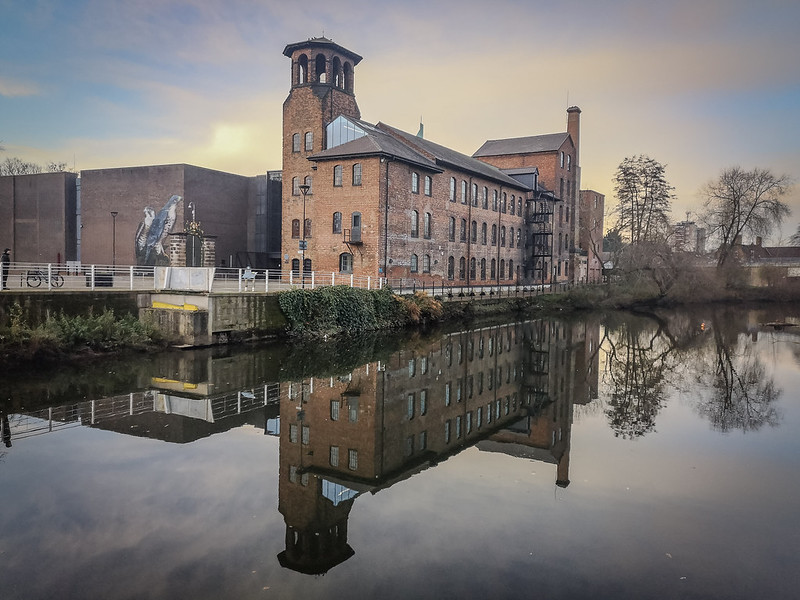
top-left (508, 260), bottom-right (514, 280)
top-left (459, 257), bottom-right (466, 280)
top-left (352, 163), bottom-right (362, 186)
top-left (343, 62), bottom-right (353, 92)
top-left (333, 212), bottom-right (342, 234)
top-left (298, 55), bottom-right (308, 84)
top-left (315, 54), bottom-right (326, 83)
top-left (491, 258), bottom-right (496, 279)
top-left (411, 210), bottom-right (419, 237)
top-left (560, 151), bottom-right (564, 168)
top-left (502, 193), bottom-right (507, 213)
top-left (411, 172), bottom-right (419, 193)
top-left (518, 198), bottom-right (523, 215)
top-left (500, 259), bottom-right (505, 279)
top-left (566, 207), bottom-right (570, 223)
top-left (491, 224), bottom-right (497, 246)
top-left (305, 131), bottom-right (313, 152)
top-left (460, 218), bottom-right (467, 241)
top-left (292, 133), bottom-right (300, 153)
top-left (567, 154), bottom-right (571, 171)
top-left (410, 254), bottom-right (419, 273)
top-left (292, 176), bottom-right (299, 195)
top-left (332, 56), bottom-right (342, 88)
top-left (472, 183), bottom-right (478, 207)
top-left (461, 181), bottom-right (467, 204)
top-left (500, 226), bottom-right (506, 247)
top-left (304, 175), bottom-right (313, 194)
top-left (339, 252), bottom-right (353, 273)
top-left (558, 233), bottom-right (562, 253)
top-left (423, 254), bottom-right (431, 273)
top-left (291, 258), bottom-right (300, 274)
top-left (481, 222), bottom-right (487, 245)
top-left (424, 175), bottom-right (432, 196)
top-left (449, 177), bottom-right (456, 202)
top-left (480, 258), bottom-right (486, 280)
top-left (509, 227), bottom-right (515, 248)
top-left (334, 165), bottom-right (343, 186)
top-left (449, 216), bottom-right (456, 241)
top-left (447, 256), bottom-right (455, 280)
top-left (470, 257), bottom-right (476, 280)
top-left (424, 212), bottom-right (432, 238)
top-left (471, 220), bottom-right (477, 242)
top-left (304, 218), bottom-right (312, 238)
top-left (482, 187), bottom-right (488, 209)
top-left (510, 195), bottom-right (515, 215)
top-left (565, 235), bottom-right (569, 250)
top-left (493, 190), bottom-right (498, 211)
top-left (291, 219), bottom-right (300, 238)
top-left (516, 229), bottom-right (521, 247)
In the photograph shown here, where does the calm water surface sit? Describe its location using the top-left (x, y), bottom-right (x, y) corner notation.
top-left (1, 306), bottom-right (799, 599)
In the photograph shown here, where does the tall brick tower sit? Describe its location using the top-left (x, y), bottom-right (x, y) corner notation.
top-left (281, 37), bottom-right (362, 275)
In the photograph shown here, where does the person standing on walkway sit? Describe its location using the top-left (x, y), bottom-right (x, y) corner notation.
top-left (1, 248), bottom-right (10, 290)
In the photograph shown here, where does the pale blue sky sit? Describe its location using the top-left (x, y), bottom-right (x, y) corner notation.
top-left (1, 0), bottom-right (798, 235)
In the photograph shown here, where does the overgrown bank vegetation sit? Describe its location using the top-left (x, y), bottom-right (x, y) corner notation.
top-left (0, 303), bottom-right (163, 364)
top-left (278, 286), bottom-right (443, 337)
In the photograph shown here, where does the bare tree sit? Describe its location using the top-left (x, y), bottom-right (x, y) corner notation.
top-left (0, 157), bottom-right (42, 175)
top-left (611, 155), bottom-right (674, 245)
top-left (701, 167), bottom-right (791, 268)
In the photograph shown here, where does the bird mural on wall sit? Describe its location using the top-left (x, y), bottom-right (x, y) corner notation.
top-left (135, 194), bottom-right (182, 266)
top-left (134, 206), bottom-right (155, 263)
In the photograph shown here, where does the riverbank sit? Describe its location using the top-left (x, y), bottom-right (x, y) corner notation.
top-left (1, 280), bottom-right (797, 368)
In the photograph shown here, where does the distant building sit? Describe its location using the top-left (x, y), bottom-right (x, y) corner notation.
top-left (579, 190), bottom-right (604, 283)
top-left (671, 220), bottom-right (706, 254)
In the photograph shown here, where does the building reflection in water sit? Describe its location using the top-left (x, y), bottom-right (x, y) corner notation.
top-left (4, 316), bottom-right (600, 576)
top-left (277, 317), bottom-right (599, 573)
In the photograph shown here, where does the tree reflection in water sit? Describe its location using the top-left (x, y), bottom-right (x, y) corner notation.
top-left (599, 307), bottom-right (783, 437)
top-left (695, 314), bottom-right (781, 433)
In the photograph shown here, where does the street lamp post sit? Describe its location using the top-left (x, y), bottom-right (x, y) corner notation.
top-left (110, 211), bottom-right (118, 267)
top-left (298, 184), bottom-right (310, 287)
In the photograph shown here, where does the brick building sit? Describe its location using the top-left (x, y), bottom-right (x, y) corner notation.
top-left (282, 38), bottom-right (532, 285)
top-left (282, 37), bottom-right (602, 285)
top-left (473, 107), bottom-right (583, 284)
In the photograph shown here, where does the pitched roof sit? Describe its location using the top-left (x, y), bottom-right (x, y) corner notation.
top-left (309, 120), bottom-right (441, 172)
top-left (473, 133), bottom-right (570, 157)
top-left (376, 123), bottom-right (529, 190)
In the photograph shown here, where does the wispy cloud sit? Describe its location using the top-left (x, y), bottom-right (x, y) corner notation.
top-left (0, 77), bottom-right (40, 97)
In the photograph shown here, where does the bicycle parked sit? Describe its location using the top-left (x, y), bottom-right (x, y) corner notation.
top-left (26, 269), bottom-right (65, 288)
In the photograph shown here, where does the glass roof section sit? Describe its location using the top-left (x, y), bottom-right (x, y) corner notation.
top-left (327, 116), bottom-right (367, 150)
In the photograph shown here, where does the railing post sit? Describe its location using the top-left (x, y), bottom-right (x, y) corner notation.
top-left (331, 272), bottom-right (335, 287)
top-left (90, 264), bottom-right (96, 290)
top-left (367, 276), bottom-right (371, 290)
top-left (311, 271), bottom-right (315, 289)
top-left (350, 273), bottom-right (354, 288)
top-left (265, 269), bottom-right (269, 293)
top-left (238, 268), bottom-right (243, 292)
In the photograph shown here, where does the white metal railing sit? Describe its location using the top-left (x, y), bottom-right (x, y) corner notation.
top-left (0, 261), bottom-right (582, 297)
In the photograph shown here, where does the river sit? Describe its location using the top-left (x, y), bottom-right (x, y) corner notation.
top-left (1, 305), bottom-right (798, 599)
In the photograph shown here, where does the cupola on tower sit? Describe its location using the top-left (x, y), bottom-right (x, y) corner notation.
top-left (281, 37), bottom-right (362, 275)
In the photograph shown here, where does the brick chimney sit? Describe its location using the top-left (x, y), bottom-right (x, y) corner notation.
top-left (567, 106), bottom-right (581, 167)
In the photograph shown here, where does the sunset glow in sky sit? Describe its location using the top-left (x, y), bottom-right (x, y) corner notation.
top-left (1, 0), bottom-right (798, 235)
